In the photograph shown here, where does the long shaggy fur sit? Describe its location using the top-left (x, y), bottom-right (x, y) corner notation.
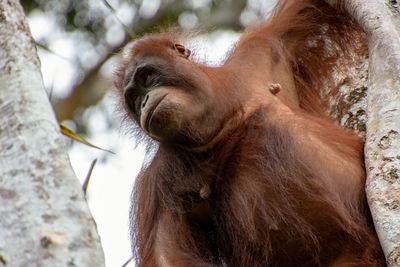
top-left (114, 0), bottom-right (385, 266)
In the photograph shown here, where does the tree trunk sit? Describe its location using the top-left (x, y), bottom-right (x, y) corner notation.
top-left (0, 1), bottom-right (105, 266)
top-left (326, 0), bottom-right (400, 265)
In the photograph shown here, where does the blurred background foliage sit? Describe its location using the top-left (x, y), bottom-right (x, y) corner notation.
top-left (20, 0), bottom-right (273, 136)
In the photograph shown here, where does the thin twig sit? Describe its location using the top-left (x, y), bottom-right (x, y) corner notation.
top-left (121, 256), bottom-right (133, 267)
top-left (48, 81), bottom-right (54, 102)
top-left (82, 159), bottom-right (98, 195)
top-left (35, 42), bottom-right (71, 61)
top-left (101, 0), bottom-right (135, 37)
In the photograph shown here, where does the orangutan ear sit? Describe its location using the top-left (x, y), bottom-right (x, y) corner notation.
top-left (173, 43), bottom-right (191, 59)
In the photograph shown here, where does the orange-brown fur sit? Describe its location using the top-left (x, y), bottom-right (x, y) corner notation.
top-left (115, 0), bottom-right (385, 266)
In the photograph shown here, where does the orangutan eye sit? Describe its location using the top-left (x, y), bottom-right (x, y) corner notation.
top-left (144, 73), bottom-right (157, 87)
top-left (134, 65), bottom-right (159, 88)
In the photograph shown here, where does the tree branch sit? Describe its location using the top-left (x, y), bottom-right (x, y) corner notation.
top-left (326, 0), bottom-right (400, 265)
top-left (0, 1), bottom-right (105, 265)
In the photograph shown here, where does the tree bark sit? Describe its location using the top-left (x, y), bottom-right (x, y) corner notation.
top-left (326, 0), bottom-right (400, 265)
top-left (0, 1), bottom-right (105, 266)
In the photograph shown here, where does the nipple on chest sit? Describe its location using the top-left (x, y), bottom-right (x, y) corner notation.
top-left (200, 184), bottom-right (211, 199)
top-left (268, 83), bottom-right (281, 95)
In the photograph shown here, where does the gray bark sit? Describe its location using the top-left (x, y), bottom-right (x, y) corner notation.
top-left (326, 0), bottom-right (400, 265)
top-left (0, 1), bottom-right (105, 266)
